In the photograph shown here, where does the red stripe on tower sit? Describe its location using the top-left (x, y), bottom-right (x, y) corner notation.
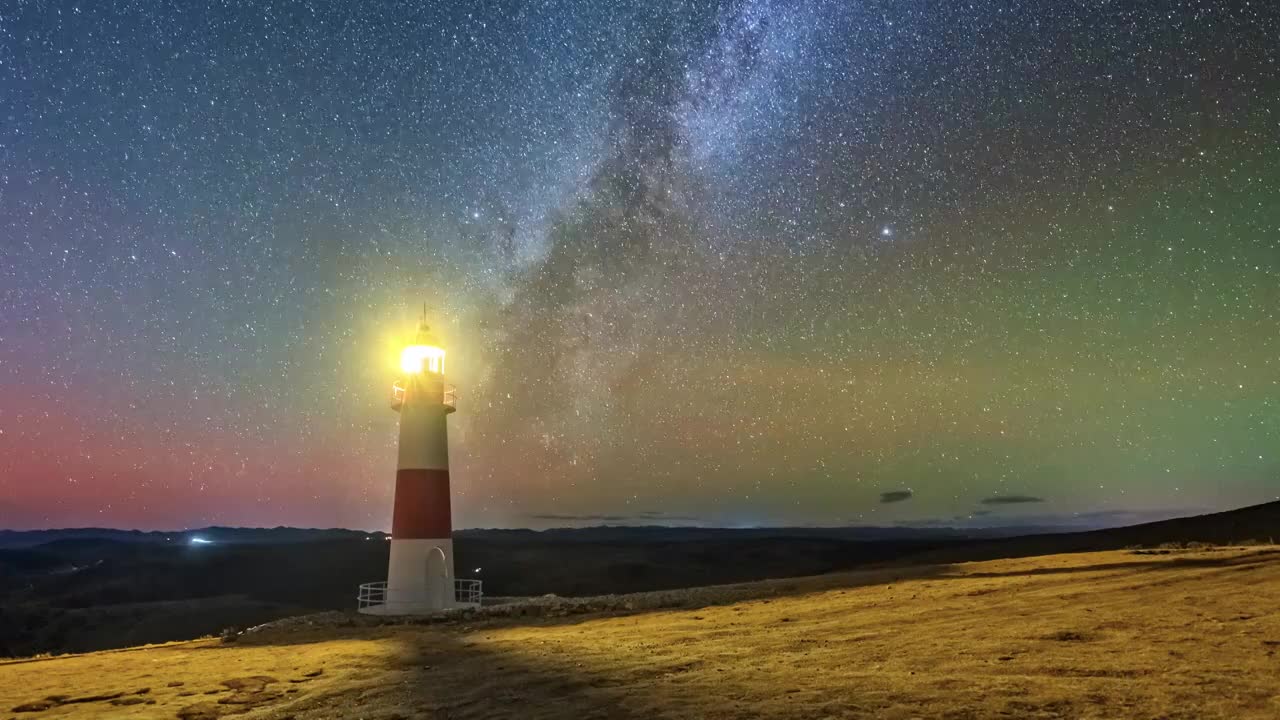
top-left (391, 468), bottom-right (452, 538)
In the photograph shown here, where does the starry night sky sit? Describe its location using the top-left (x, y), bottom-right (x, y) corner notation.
top-left (2, 0), bottom-right (1278, 531)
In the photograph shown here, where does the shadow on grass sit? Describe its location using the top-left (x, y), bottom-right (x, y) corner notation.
top-left (224, 620), bottom-right (681, 718)
top-left (392, 631), bottom-right (659, 719)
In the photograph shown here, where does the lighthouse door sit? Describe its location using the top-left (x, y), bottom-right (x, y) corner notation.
top-left (426, 546), bottom-right (449, 607)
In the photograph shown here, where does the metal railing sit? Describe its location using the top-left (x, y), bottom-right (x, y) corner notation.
top-left (390, 382), bottom-right (456, 411)
top-left (357, 581), bottom-right (386, 610)
top-left (357, 579), bottom-right (482, 610)
top-left (455, 577), bottom-right (482, 605)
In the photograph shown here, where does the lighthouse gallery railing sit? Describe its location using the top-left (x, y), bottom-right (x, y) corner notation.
top-left (391, 382), bottom-right (457, 411)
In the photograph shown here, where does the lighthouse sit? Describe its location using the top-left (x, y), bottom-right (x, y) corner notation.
top-left (358, 315), bottom-right (482, 614)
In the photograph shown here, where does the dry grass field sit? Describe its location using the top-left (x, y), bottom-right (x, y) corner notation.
top-left (3, 546), bottom-right (1278, 720)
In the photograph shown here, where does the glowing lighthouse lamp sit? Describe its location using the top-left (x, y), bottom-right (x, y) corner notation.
top-left (358, 316), bottom-right (482, 614)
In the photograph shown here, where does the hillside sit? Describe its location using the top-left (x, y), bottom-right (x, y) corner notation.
top-left (2, 545), bottom-right (1277, 719)
top-left (905, 500), bottom-right (1280, 565)
top-left (0, 535), bottom-right (948, 658)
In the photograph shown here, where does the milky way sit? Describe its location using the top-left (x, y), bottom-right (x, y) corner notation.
top-left (2, 0), bottom-right (1278, 531)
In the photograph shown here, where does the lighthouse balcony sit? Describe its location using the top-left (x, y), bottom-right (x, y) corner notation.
top-left (390, 383), bottom-right (458, 412)
top-left (356, 579), bottom-right (482, 614)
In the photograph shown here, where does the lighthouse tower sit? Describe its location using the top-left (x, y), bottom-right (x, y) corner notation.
top-left (358, 315), bottom-right (481, 614)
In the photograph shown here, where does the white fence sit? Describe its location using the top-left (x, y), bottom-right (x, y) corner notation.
top-left (357, 579), bottom-right (482, 611)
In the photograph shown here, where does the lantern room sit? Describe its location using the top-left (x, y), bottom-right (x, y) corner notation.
top-left (399, 324), bottom-right (445, 375)
top-left (391, 320), bottom-right (456, 414)
top-left (400, 343), bottom-right (445, 374)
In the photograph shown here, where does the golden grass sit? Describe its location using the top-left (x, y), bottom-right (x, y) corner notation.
top-left (3, 547), bottom-right (1279, 719)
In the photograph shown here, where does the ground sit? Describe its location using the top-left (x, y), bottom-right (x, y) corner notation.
top-left (3, 546), bottom-right (1278, 719)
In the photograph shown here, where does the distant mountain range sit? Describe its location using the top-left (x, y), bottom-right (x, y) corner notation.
top-left (5, 500), bottom-right (1278, 551)
top-left (0, 522), bottom-right (1082, 549)
top-left (5, 500), bottom-right (1275, 556)
top-left (0, 527), bottom-right (379, 549)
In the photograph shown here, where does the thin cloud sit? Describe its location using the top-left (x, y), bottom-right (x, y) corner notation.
top-left (980, 495), bottom-right (1045, 505)
top-left (880, 490), bottom-right (914, 504)
top-left (634, 511), bottom-right (700, 521)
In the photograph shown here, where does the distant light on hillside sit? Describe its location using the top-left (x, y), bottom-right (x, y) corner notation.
top-left (189, 536), bottom-right (213, 546)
